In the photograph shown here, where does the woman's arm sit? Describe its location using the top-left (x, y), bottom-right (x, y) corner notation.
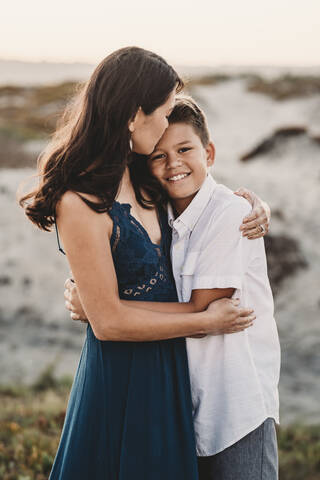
top-left (57, 191), bottom-right (253, 341)
top-left (235, 188), bottom-right (270, 239)
top-left (65, 281), bottom-right (234, 317)
top-left (65, 284), bottom-right (241, 340)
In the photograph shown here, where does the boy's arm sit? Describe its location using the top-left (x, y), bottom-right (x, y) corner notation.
top-left (120, 287), bottom-right (234, 313)
top-left (189, 287), bottom-right (235, 311)
top-left (64, 284), bottom-right (234, 320)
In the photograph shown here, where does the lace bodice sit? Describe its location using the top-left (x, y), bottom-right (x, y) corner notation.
top-left (108, 201), bottom-right (178, 303)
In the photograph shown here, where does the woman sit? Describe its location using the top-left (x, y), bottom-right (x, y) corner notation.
top-left (19, 47), bottom-right (267, 479)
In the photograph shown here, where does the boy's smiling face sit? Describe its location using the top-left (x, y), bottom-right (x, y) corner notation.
top-left (148, 122), bottom-right (215, 214)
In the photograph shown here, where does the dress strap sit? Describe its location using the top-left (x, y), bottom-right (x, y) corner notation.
top-left (53, 213), bottom-right (66, 255)
top-left (53, 192), bottom-right (88, 256)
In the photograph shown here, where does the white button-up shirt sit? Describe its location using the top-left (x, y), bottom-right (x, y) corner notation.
top-left (168, 174), bottom-right (280, 456)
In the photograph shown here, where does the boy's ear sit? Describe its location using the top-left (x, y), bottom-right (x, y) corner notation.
top-left (206, 141), bottom-right (215, 167)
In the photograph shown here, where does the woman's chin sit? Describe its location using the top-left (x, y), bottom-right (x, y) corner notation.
top-left (132, 143), bottom-right (154, 156)
top-left (141, 148), bottom-right (154, 156)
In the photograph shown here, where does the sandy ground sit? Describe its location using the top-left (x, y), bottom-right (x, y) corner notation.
top-left (0, 77), bottom-right (319, 425)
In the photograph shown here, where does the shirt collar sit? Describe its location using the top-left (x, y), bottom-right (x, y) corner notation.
top-left (167, 174), bottom-right (217, 236)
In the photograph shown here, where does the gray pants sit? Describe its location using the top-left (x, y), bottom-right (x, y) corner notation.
top-left (197, 418), bottom-right (278, 480)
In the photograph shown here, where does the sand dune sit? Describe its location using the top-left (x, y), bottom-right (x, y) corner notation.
top-left (1, 71), bottom-right (319, 425)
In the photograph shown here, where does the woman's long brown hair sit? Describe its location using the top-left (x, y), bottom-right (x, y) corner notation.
top-left (18, 46), bottom-right (183, 231)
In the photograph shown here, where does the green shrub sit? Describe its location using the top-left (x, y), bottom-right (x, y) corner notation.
top-left (0, 381), bottom-right (319, 479)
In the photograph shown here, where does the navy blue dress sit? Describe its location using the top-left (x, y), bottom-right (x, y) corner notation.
top-left (49, 201), bottom-right (198, 479)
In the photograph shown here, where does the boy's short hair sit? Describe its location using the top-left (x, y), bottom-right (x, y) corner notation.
top-left (168, 96), bottom-right (210, 147)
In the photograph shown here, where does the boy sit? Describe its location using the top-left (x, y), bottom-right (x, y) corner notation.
top-left (65, 97), bottom-right (280, 479)
top-left (146, 97), bottom-right (280, 479)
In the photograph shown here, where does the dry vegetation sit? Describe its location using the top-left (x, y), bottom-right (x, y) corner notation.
top-left (0, 367), bottom-right (71, 480)
top-left (0, 82), bottom-right (80, 168)
top-left (189, 72), bottom-right (320, 100)
top-left (247, 74), bottom-right (320, 100)
top-left (0, 366), bottom-right (319, 480)
top-left (186, 73), bottom-right (231, 87)
top-left (0, 82), bottom-right (78, 139)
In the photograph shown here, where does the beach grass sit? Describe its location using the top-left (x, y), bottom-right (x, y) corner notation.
top-left (247, 74), bottom-right (320, 100)
top-left (0, 367), bottom-right (319, 479)
top-left (0, 367), bottom-right (72, 480)
top-left (0, 81), bottom-right (79, 142)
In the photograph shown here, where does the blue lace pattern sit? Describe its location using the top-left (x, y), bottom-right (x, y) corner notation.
top-left (109, 201), bottom-right (178, 303)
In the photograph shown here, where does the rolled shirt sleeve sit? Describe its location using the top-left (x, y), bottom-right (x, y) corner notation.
top-left (190, 199), bottom-right (261, 292)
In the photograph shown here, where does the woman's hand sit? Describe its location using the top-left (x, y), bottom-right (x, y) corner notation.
top-left (234, 187), bottom-right (270, 239)
top-left (204, 298), bottom-right (255, 335)
top-left (64, 278), bottom-right (88, 323)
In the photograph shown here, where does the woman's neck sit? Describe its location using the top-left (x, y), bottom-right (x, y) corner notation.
top-left (116, 167), bottom-right (135, 203)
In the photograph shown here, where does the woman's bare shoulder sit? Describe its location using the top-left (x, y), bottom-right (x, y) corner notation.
top-left (56, 190), bottom-right (98, 212)
top-left (56, 191), bottom-right (113, 237)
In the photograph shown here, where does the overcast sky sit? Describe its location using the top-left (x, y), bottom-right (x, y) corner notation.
top-left (1, 0), bottom-right (319, 67)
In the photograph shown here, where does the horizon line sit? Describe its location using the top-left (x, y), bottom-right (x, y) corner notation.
top-left (0, 56), bottom-right (320, 70)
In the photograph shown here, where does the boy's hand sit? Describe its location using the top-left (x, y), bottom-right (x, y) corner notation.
top-left (205, 298), bottom-right (255, 335)
top-left (234, 187), bottom-right (270, 239)
top-left (64, 278), bottom-right (88, 323)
